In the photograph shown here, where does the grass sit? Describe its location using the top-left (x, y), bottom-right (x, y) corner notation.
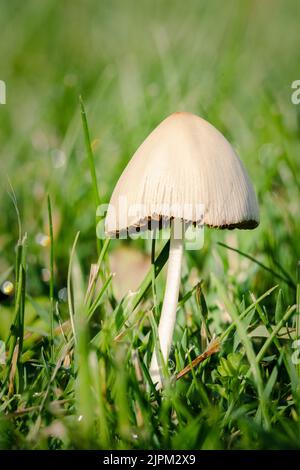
top-left (0, 0), bottom-right (300, 450)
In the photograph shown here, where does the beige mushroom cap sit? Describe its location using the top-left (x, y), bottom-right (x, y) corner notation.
top-left (105, 112), bottom-right (259, 236)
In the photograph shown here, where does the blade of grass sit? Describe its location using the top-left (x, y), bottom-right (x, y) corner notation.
top-left (129, 240), bottom-right (170, 313)
top-left (79, 95), bottom-right (102, 254)
top-left (275, 289), bottom-right (284, 323)
top-left (272, 257), bottom-right (295, 288)
top-left (47, 195), bottom-right (55, 361)
top-left (95, 237), bottom-right (110, 270)
top-left (218, 241), bottom-right (295, 289)
top-left (6, 234), bottom-right (27, 387)
top-left (220, 285), bottom-right (279, 342)
top-left (75, 315), bottom-right (95, 442)
top-left (89, 352), bottom-right (110, 447)
top-left (84, 238), bottom-right (111, 316)
top-left (88, 273), bottom-right (114, 321)
top-left (138, 350), bottom-right (161, 403)
top-left (148, 309), bottom-right (169, 388)
top-left (177, 283), bottom-right (199, 310)
top-left (7, 178), bottom-right (22, 243)
top-left (8, 339), bottom-right (19, 396)
top-left (250, 292), bottom-right (284, 358)
top-left (256, 304), bottom-right (296, 364)
top-left (151, 232), bottom-right (159, 318)
top-left (195, 282), bottom-right (212, 349)
top-left (67, 231), bottom-right (80, 345)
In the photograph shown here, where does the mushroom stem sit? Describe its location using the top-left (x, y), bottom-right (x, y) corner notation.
top-left (150, 220), bottom-right (184, 387)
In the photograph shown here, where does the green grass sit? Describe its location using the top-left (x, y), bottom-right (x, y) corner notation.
top-left (0, 0), bottom-right (300, 450)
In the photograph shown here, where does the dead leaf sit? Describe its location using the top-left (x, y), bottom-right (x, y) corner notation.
top-left (176, 337), bottom-right (220, 380)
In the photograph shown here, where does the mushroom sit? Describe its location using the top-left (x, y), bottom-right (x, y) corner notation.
top-left (105, 112), bottom-right (259, 387)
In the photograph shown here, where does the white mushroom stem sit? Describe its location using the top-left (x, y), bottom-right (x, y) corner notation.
top-left (150, 220), bottom-right (184, 388)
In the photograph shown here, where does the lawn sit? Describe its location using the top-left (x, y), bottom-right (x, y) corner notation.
top-left (0, 0), bottom-right (300, 450)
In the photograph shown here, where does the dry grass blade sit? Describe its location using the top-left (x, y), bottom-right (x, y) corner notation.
top-left (176, 337), bottom-right (220, 380)
top-left (84, 263), bottom-right (99, 305)
top-left (11, 405), bottom-right (40, 416)
top-left (8, 338), bottom-right (19, 395)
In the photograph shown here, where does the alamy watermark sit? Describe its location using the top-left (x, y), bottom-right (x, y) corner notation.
top-left (291, 80), bottom-right (300, 105)
top-left (96, 199), bottom-right (205, 250)
top-left (0, 80), bottom-right (6, 104)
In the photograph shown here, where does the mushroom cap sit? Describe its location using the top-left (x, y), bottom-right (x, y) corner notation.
top-left (105, 112), bottom-right (259, 236)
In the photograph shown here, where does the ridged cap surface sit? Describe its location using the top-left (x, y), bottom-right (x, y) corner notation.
top-left (105, 112), bottom-right (259, 236)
